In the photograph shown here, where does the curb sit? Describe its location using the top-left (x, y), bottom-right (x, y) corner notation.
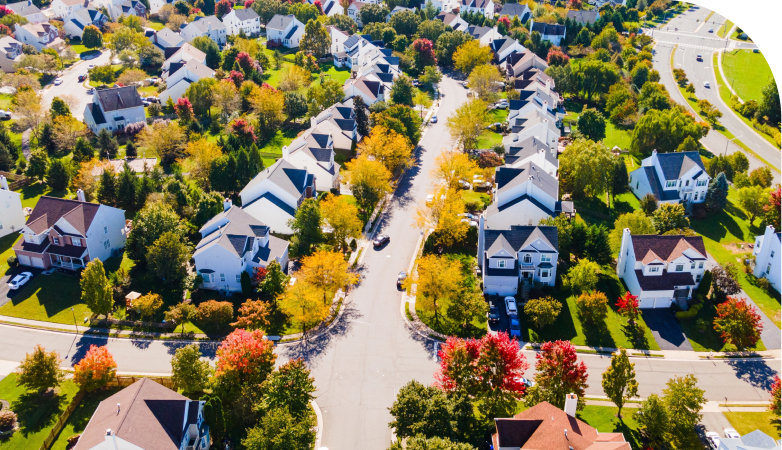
top-left (274, 291), bottom-right (349, 346)
top-left (311, 399), bottom-right (323, 449)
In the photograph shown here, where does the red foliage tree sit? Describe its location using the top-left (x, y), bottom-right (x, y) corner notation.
top-left (531, 340), bottom-right (588, 409)
top-left (0, 5), bottom-right (11, 17)
top-left (74, 345), bottom-right (117, 392)
top-left (215, 0), bottom-right (232, 19)
top-left (214, 328), bottom-right (276, 392)
top-left (770, 375), bottom-right (781, 416)
top-left (313, 0), bottom-right (323, 14)
top-left (190, 7), bottom-right (201, 14)
top-left (230, 118), bottom-right (257, 143)
top-left (235, 51), bottom-right (256, 74)
top-left (228, 70), bottom-right (244, 88)
top-left (253, 266), bottom-right (268, 284)
top-left (244, 0), bottom-right (254, 7)
top-left (547, 48), bottom-right (570, 67)
top-left (764, 185), bottom-right (781, 230)
top-left (497, 16), bottom-right (510, 34)
top-left (412, 38), bottom-right (437, 70)
top-left (174, 97), bottom-right (194, 122)
top-left (714, 297), bottom-right (763, 350)
top-left (568, 0), bottom-right (582, 9)
top-left (616, 292), bottom-right (640, 326)
top-left (231, 299), bottom-right (271, 330)
top-left (0, 24), bottom-right (12, 38)
top-left (478, 151), bottom-right (503, 168)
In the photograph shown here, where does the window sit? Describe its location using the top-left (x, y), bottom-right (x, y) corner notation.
top-left (0, 221), bottom-right (2, 230)
top-left (697, 180), bottom-right (707, 187)
top-left (649, 266), bottom-right (659, 273)
top-left (497, 260), bottom-right (506, 268)
top-left (236, 274), bottom-right (241, 283)
top-left (685, 179), bottom-right (690, 186)
top-left (523, 254), bottom-right (532, 264)
top-left (666, 180), bottom-right (677, 188)
top-left (103, 239), bottom-right (110, 249)
top-left (104, 226), bottom-right (108, 234)
top-left (220, 273), bottom-right (226, 282)
top-left (72, 238), bottom-right (81, 247)
top-left (767, 264), bottom-right (772, 275)
top-left (541, 254), bottom-right (551, 262)
top-left (691, 262), bottom-right (696, 269)
top-left (53, 237), bottom-right (60, 245)
top-left (540, 270), bottom-right (550, 278)
top-left (636, 181), bottom-right (639, 189)
top-left (698, 262), bottom-right (704, 269)
top-left (772, 251), bottom-right (776, 259)
top-left (675, 264), bottom-right (684, 272)
top-left (696, 274), bottom-right (702, 282)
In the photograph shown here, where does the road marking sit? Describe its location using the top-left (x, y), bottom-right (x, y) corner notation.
top-left (433, 342), bottom-right (439, 359)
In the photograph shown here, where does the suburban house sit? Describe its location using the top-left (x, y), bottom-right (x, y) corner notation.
top-left (148, 0), bottom-right (174, 14)
top-left (716, 430), bottom-right (781, 450)
top-left (753, 225), bottom-right (780, 293)
top-left (505, 51), bottom-right (549, 77)
top-left (466, 25), bottom-right (501, 46)
top-left (529, 20), bottom-right (566, 46)
top-left (73, 378), bottom-right (210, 450)
top-left (162, 43), bottom-right (206, 71)
top-left (83, 86), bottom-right (146, 134)
top-left (63, 8), bottom-right (108, 39)
top-left (181, 15), bottom-right (227, 45)
top-left (282, 130), bottom-right (340, 192)
top-left (194, 205), bottom-right (289, 293)
top-left (328, 25), bottom-right (350, 56)
top-left (222, 8), bottom-right (260, 36)
top-left (424, 0), bottom-right (459, 13)
top-left (108, 0), bottom-right (146, 21)
top-left (435, 11), bottom-right (468, 32)
top-left (13, 193), bottom-right (126, 270)
top-left (0, 36), bottom-right (23, 73)
top-left (495, 3), bottom-right (530, 22)
top-left (492, 395), bottom-right (630, 449)
top-left (148, 27), bottom-right (185, 54)
top-left (239, 159), bottom-right (316, 235)
top-left (51, 0), bottom-right (85, 19)
top-left (6, 0), bottom-right (47, 24)
top-left (385, 6), bottom-right (414, 21)
top-left (309, 101), bottom-right (359, 150)
top-left (504, 108), bottom-right (561, 153)
top-left (346, 1), bottom-right (365, 26)
top-left (590, 0), bottom-right (626, 6)
top-left (308, 0), bottom-right (343, 16)
top-left (13, 22), bottom-right (65, 52)
top-left (567, 9), bottom-right (600, 24)
top-left (343, 75), bottom-right (385, 105)
top-left (489, 37), bottom-right (525, 63)
top-left (629, 150), bottom-right (711, 205)
top-left (0, 175), bottom-right (24, 239)
top-left (483, 162), bottom-right (572, 231)
top-left (504, 136), bottom-right (559, 176)
top-left (266, 14), bottom-right (304, 48)
top-left (616, 230), bottom-right (708, 309)
top-left (159, 59), bottom-right (215, 103)
top-left (460, 0), bottom-right (495, 17)
top-left (477, 224), bottom-right (559, 296)
top-left (513, 68), bottom-right (555, 92)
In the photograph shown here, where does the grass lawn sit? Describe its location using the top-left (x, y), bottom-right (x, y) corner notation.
top-left (312, 62), bottom-right (351, 87)
top-left (577, 406), bottom-right (643, 449)
top-left (678, 299), bottom-right (766, 351)
top-left (15, 182), bottom-right (72, 209)
top-left (261, 59), bottom-right (294, 88)
top-left (574, 193), bottom-right (641, 230)
top-left (146, 19), bottom-right (166, 31)
top-left (563, 98), bottom-right (633, 150)
top-left (50, 387), bottom-right (122, 450)
top-left (475, 109), bottom-right (508, 149)
top-left (718, 20), bottom-right (733, 38)
top-left (722, 50), bottom-right (774, 103)
top-left (260, 128), bottom-right (300, 156)
top-left (461, 189), bottom-right (491, 211)
top-left (0, 233), bottom-right (20, 276)
top-left (731, 28), bottom-right (751, 41)
top-left (0, 93), bottom-right (13, 110)
top-left (0, 271), bottom-right (92, 325)
top-left (0, 374), bottom-right (81, 450)
top-left (723, 411), bottom-right (781, 440)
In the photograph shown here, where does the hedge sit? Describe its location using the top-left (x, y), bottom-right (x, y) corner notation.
top-left (675, 302), bottom-right (704, 320)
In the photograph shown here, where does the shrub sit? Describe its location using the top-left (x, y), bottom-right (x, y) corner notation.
top-left (757, 276), bottom-right (772, 293)
top-left (6, 255), bottom-right (17, 268)
top-left (0, 410), bottom-right (17, 430)
top-left (675, 302), bottom-right (703, 320)
top-left (196, 300), bottom-right (234, 330)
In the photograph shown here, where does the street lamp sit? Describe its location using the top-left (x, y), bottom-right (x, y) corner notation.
top-left (724, 135), bottom-right (741, 156)
top-left (71, 307), bottom-right (78, 333)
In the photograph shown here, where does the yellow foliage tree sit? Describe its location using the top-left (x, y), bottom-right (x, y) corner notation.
top-left (320, 194), bottom-right (363, 251)
top-left (446, 98), bottom-right (489, 151)
top-left (414, 254), bottom-right (464, 324)
top-left (279, 280), bottom-right (329, 335)
top-left (183, 139), bottom-right (222, 189)
top-left (453, 40), bottom-right (493, 75)
top-left (278, 65), bottom-right (312, 92)
top-left (298, 250), bottom-right (359, 304)
top-left (415, 187), bottom-right (469, 248)
top-left (358, 125), bottom-right (414, 173)
top-left (52, 115), bottom-right (87, 154)
top-left (431, 148), bottom-right (478, 190)
top-left (139, 120), bottom-right (187, 165)
top-left (134, 293), bottom-right (164, 321)
top-left (71, 160), bottom-right (108, 201)
top-left (468, 64), bottom-right (503, 102)
top-left (343, 155), bottom-right (393, 213)
top-left (250, 85), bottom-right (285, 132)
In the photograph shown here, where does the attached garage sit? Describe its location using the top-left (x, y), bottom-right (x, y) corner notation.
top-left (17, 255), bottom-right (31, 266)
top-left (639, 296), bottom-right (673, 309)
top-left (31, 257), bottom-right (45, 268)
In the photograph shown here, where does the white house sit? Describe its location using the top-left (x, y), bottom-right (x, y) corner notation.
top-left (477, 224), bottom-right (559, 296)
top-left (495, 2), bottom-right (530, 22)
top-left (0, 36), bottom-right (23, 73)
top-left (159, 58), bottom-right (215, 103)
top-left (616, 230), bottom-right (707, 309)
top-left (327, 24), bottom-right (349, 55)
top-left (6, 0), bottom-right (47, 24)
top-left (51, 0), bottom-right (85, 19)
top-left (13, 22), bottom-right (65, 52)
top-left (161, 42), bottom-right (206, 71)
top-left (346, 1), bottom-right (365, 26)
top-left (283, 131), bottom-right (340, 193)
top-left (73, 378), bottom-right (210, 450)
top-left (505, 51), bottom-right (548, 77)
top-left (424, 0), bottom-right (458, 13)
top-left (148, 0), bottom-right (174, 14)
top-left (466, 25), bottom-right (501, 46)
top-left (629, 150), bottom-right (711, 205)
top-left (460, 0), bottom-right (495, 17)
top-left (308, 0), bottom-right (343, 16)
top-left (63, 8), bottom-right (108, 39)
top-left (529, 21), bottom-right (566, 46)
top-left (180, 15), bottom-right (227, 45)
top-left (239, 159), bottom-right (316, 235)
top-left (504, 136), bottom-right (559, 176)
top-left (385, 6), bottom-right (414, 21)
top-left (13, 193), bottom-right (126, 270)
top-left (148, 27), bottom-right (184, 53)
top-left (83, 86), bottom-right (146, 134)
top-left (194, 204), bottom-right (289, 293)
top-left (222, 8), bottom-right (260, 36)
top-left (343, 75), bottom-right (385, 105)
top-left (489, 37), bottom-right (525, 63)
top-left (435, 11), bottom-right (468, 32)
top-left (483, 162), bottom-right (573, 231)
top-left (308, 101), bottom-right (359, 151)
top-left (504, 108), bottom-right (561, 153)
top-left (753, 225), bottom-right (780, 293)
top-left (108, 0), bottom-right (146, 21)
top-left (266, 14), bottom-right (304, 48)
top-left (0, 175), bottom-right (24, 239)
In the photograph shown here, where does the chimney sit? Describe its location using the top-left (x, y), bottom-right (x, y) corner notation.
top-left (564, 393), bottom-right (577, 418)
top-left (0, 175), bottom-right (8, 191)
top-left (76, 189), bottom-right (86, 202)
top-left (223, 197), bottom-right (232, 211)
top-left (106, 429), bottom-right (112, 435)
top-left (310, 115), bottom-right (317, 129)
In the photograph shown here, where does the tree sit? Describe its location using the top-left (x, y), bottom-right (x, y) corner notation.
top-left (602, 348), bottom-right (638, 418)
top-left (320, 194), bottom-right (362, 251)
top-left (389, 380), bottom-right (474, 441)
top-left (258, 359), bottom-right (316, 419)
top-left (26, 150), bottom-right (48, 181)
top-left (139, 45), bottom-right (165, 69)
top-left (134, 293), bottom-right (163, 321)
top-left (736, 185), bottom-right (767, 223)
top-left (390, 75), bottom-right (415, 106)
top-left (419, 65), bottom-right (442, 88)
top-left (446, 98), bottom-right (488, 150)
top-left (524, 296), bottom-right (562, 330)
top-left (577, 107), bottom-right (606, 142)
top-left (663, 375), bottom-right (706, 448)
top-left (344, 155), bottom-right (392, 213)
top-left (414, 255), bottom-right (465, 324)
top-left (652, 203), bottom-right (689, 234)
top-left (95, 128), bottom-right (119, 159)
top-left (148, 231), bottom-right (192, 285)
top-left (288, 198), bottom-right (322, 256)
top-left (107, 26), bottom-right (150, 55)
top-left (765, 185), bottom-right (781, 230)
top-left (415, 187), bottom-right (469, 249)
top-left (15, 345), bottom-right (64, 393)
top-left (749, 166), bottom-right (773, 188)
top-left (171, 344), bottom-right (211, 394)
top-left (412, 38), bottom-right (437, 71)
top-left (278, 65), bottom-right (311, 92)
top-left (558, 139), bottom-right (612, 199)
top-left (585, 224), bottom-right (612, 265)
top-left (714, 297), bottom-right (763, 350)
top-left (306, 78), bottom-right (344, 116)
top-left (705, 172), bottom-right (729, 212)
top-left (467, 64), bottom-right (502, 102)
top-left (389, 436), bottom-right (473, 450)
top-left (73, 345), bottom-right (117, 392)
top-left (547, 48), bottom-right (570, 66)
top-left (82, 25), bottom-right (103, 48)
top-left (353, 95), bottom-right (370, 137)
top-left (289, 1), bottom-right (318, 23)
top-left (525, 340), bottom-right (588, 410)
top-left (711, 264), bottom-right (741, 303)
top-left (573, 59), bottom-right (619, 100)
top-left (389, 9), bottom-right (421, 37)
top-left (185, 78), bottom-right (217, 116)
top-left (448, 285), bottom-right (488, 329)
top-left (242, 407), bottom-right (314, 450)
top-left (165, 302), bottom-right (198, 336)
top-left (215, 0), bottom-right (232, 18)
top-left (231, 299), bottom-right (271, 330)
top-left (184, 138), bottom-right (222, 190)
top-left (358, 125), bottom-right (413, 173)
top-left (564, 259), bottom-right (600, 294)
top-left (81, 259), bottom-right (114, 317)
top-left (50, 97), bottom-right (71, 119)
top-left (46, 157), bottom-right (71, 191)
top-left (431, 148), bottom-right (477, 190)
top-left (758, 78), bottom-right (780, 127)
top-left (14, 88), bottom-right (45, 138)
top-left (697, 98), bottom-right (723, 124)
top-left (616, 292), bottom-right (641, 327)
top-left (139, 120), bottom-right (187, 165)
top-left (300, 18), bottom-right (330, 57)
top-left (609, 210), bottom-right (656, 252)
top-left (636, 394), bottom-right (670, 449)
top-left (192, 36), bottom-right (221, 69)
top-left (117, 68), bottom-right (147, 86)
top-left (576, 291), bottom-right (609, 325)
top-left (279, 279), bottom-right (329, 335)
top-left (372, 105), bottom-right (422, 144)
top-left (359, 3), bottom-right (389, 25)
top-left (770, 376), bottom-right (781, 417)
top-left (435, 30), bottom-right (471, 66)
top-left (212, 80), bottom-right (241, 123)
top-left (298, 250), bottom-right (358, 305)
top-left (258, 261), bottom-right (289, 300)
top-left (174, 97), bottom-right (195, 123)
top-left (453, 40), bottom-right (492, 74)
top-left (631, 108), bottom-right (704, 157)
top-left (197, 300), bottom-right (234, 330)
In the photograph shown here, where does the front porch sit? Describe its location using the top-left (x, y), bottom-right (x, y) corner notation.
top-left (48, 252), bottom-right (87, 270)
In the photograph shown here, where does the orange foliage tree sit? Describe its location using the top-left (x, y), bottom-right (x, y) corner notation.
top-left (74, 345), bottom-right (117, 392)
top-left (213, 329), bottom-right (276, 397)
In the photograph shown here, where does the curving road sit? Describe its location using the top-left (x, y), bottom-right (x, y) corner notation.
top-left (41, 50), bottom-right (111, 121)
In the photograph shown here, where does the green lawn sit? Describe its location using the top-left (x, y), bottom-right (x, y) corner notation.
top-left (678, 299), bottom-right (766, 352)
top-left (574, 192), bottom-right (642, 230)
top-left (147, 19), bottom-right (166, 31)
top-left (563, 99), bottom-right (633, 150)
top-left (461, 189), bottom-right (491, 211)
top-left (0, 93), bottom-right (13, 111)
top-left (312, 62), bottom-right (351, 87)
top-left (723, 411), bottom-right (781, 440)
top-left (475, 109), bottom-right (508, 149)
top-left (722, 50), bottom-right (774, 103)
top-left (0, 374), bottom-right (81, 450)
top-left (261, 59), bottom-right (294, 88)
top-left (0, 233), bottom-right (19, 276)
top-left (577, 406), bottom-right (643, 449)
top-left (50, 387), bottom-right (122, 450)
top-left (0, 272), bottom-right (92, 325)
top-left (15, 182), bottom-right (72, 209)
top-left (718, 20), bottom-right (733, 38)
top-left (260, 128), bottom-right (300, 155)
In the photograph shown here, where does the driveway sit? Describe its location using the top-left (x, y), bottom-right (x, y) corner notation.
top-left (0, 267), bottom-right (44, 308)
top-left (697, 412), bottom-right (733, 447)
top-left (641, 309), bottom-right (694, 351)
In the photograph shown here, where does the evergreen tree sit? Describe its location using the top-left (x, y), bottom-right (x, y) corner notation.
top-left (97, 129), bottom-right (119, 159)
top-left (608, 158), bottom-right (629, 205)
top-left (50, 97), bottom-right (71, 119)
top-left (46, 158), bottom-right (71, 191)
top-left (248, 143), bottom-right (264, 174)
top-left (705, 172), bottom-right (729, 212)
top-left (639, 193), bottom-right (657, 215)
top-left (288, 198), bottom-right (323, 256)
top-left (26, 150), bottom-right (49, 181)
top-left (203, 396), bottom-right (225, 445)
top-left (354, 95), bottom-right (370, 137)
top-left (125, 140), bottom-right (138, 158)
top-left (0, 122), bottom-right (18, 161)
top-left (0, 143), bottom-right (13, 171)
top-left (39, 123), bottom-right (57, 155)
top-left (98, 170), bottom-right (117, 206)
top-left (585, 224), bottom-right (612, 265)
top-left (116, 163), bottom-right (138, 211)
top-left (236, 147), bottom-right (252, 186)
top-left (72, 137), bottom-right (95, 163)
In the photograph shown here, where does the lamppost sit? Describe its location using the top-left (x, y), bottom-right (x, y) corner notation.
top-left (71, 307), bottom-right (78, 333)
top-left (724, 135), bottom-right (741, 156)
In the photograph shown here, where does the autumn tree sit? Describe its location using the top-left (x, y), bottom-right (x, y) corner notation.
top-left (196, 300), bottom-right (234, 330)
top-left (446, 98), bottom-right (488, 150)
top-left (431, 148), bottom-right (478, 190)
top-left (279, 279), bottom-right (330, 335)
top-left (213, 328), bottom-right (276, 398)
top-left (344, 155), bottom-right (392, 213)
top-left (213, 80), bottom-right (241, 123)
top-left (414, 255), bottom-right (464, 324)
top-left (714, 297), bottom-right (763, 350)
top-left (415, 187), bottom-right (469, 249)
top-left (616, 292), bottom-right (640, 327)
top-left (602, 348), bottom-right (638, 418)
top-left (525, 340), bottom-right (588, 410)
top-left (576, 291), bottom-right (609, 325)
top-left (298, 250), bottom-right (358, 304)
top-left (320, 194), bottom-right (362, 251)
top-left (231, 299), bottom-right (271, 330)
top-left (139, 120), bottom-right (187, 165)
top-left (663, 375), bottom-right (706, 448)
top-left (82, 25), bottom-right (103, 48)
top-left (636, 394), bottom-right (670, 449)
top-left (171, 344), bottom-right (212, 395)
top-left (770, 376), bottom-right (781, 416)
top-left (258, 261), bottom-right (289, 300)
top-left (134, 293), bottom-right (163, 321)
top-left (165, 302), bottom-right (198, 336)
top-left (184, 138), bottom-right (222, 189)
top-left (251, 85), bottom-right (286, 138)
top-left (81, 259), bottom-right (114, 317)
top-left (453, 40), bottom-right (492, 75)
top-left (564, 259), bottom-right (600, 294)
top-left (74, 345), bottom-right (117, 392)
top-left (467, 64), bottom-right (502, 102)
top-left (358, 125), bottom-right (413, 173)
top-left (277, 65), bottom-right (312, 92)
top-left (15, 87), bottom-right (46, 138)
top-left (306, 79), bottom-right (344, 116)
top-left (524, 296), bottom-right (562, 330)
top-left (16, 345), bottom-right (64, 393)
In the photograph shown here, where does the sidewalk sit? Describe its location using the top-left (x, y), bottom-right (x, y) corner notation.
top-left (0, 314), bottom-right (215, 340)
top-left (521, 342), bottom-right (781, 361)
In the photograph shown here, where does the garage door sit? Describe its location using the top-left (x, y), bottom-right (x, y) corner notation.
top-left (654, 298), bottom-right (672, 308)
top-left (485, 285), bottom-right (517, 296)
top-left (639, 296), bottom-right (655, 308)
top-left (17, 255), bottom-right (31, 266)
top-left (31, 257), bottom-right (45, 268)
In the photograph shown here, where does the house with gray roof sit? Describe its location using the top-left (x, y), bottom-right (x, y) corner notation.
top-left (504, 108), bottom-right (561, 153)
top-left (529, 20), bottom-right (566, 46)
top-left (6, 0), bottom-right (46, 24)
top-left (505, 50), bottom-right (548, 77)
top-left (159, 58), bottom-right (215, 104)
top-left (239, 159), bottom-right (316, 234)
top-left (14, 22), bottom-right (65, 51)
top-left (222, 7), bottom-right (260, 36)
top-left (148, 27), bottom-right (185, 53)
top-left (629, 150), bottom-right (711, 206)
top-left (83, 85), bottom-right (146, 134)
top-left (62, 7), bottom-right (107, 39)
top-left (567, 9), bottom-right (599, 24)
top-left (496, 2), bottom-right (530, 22)
top-left (717, 430), bottom-right (781, 450)
top-left (181, 15), bottom-right (227, 45)
top-left (344, 74), bottom-right (385, 105)
top-left (489, 37), bottom-right (525, 63)
top-left (435, 12), bottom-right (468, 32)
top-left (107, 0), bottom-right (146, 20)
top-left (504, 135), bottom-right (559, 176)
top-left (0, 36), bottom-right (23, 73)
top-left (266, 14), bottom-right (304, 48)
top-left (194, 204), bottom-right (289, 293)
top-left (466, 25), bottom-right (501, 46)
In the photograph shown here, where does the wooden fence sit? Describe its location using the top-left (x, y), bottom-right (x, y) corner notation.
top-left (0, 171), bottom-right (32, 190)
top-left (106, 375), bottom-right (175, 389)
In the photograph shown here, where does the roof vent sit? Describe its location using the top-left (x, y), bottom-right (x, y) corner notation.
top-left (106, 429), bottom-right (112, 435)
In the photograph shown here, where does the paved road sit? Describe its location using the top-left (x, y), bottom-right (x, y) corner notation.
top-left (647, 5), bottom-right (780, 183)
top-left (41, 50), bottom-right (110, 121)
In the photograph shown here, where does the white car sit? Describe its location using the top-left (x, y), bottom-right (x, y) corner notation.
top-left (53, 77), bottom-right (63, 85)
top-left (504, 296), bottom-right (518, 316)
top-left (705, 431), bottom-right (720, 450)
top-left (8, 272), bottom-right (33, 290)
top-left (704, 81), bottom-right (710, 88)
top-left (724, 428), bottom-right (740, 439)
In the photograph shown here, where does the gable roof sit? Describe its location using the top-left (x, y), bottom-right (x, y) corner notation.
top-left (74, 378), bottom-right (197, 450)
top-left (241, 158), bottom-right (310, 199)
top-left (506, 136), bottom-right (559, 167)
top-left (654, 151), bottom-right (707, 180)
top-left (196, 206), bottom-right (270, 258)
top-left (497, 3), bottom-right (529, 19)
top-left (171, 58), bottom-right (215, 79)
top-left (231, 7), bottom-right (258, 21)
top-left (630, 234), bottom-right (707, 263)
top-left (483, 226), bottom-right (558, 255)
top-left (0, 36), bottom-right (23, 55)
top-left (188, 15), bottom-right (226, 32)
top-left (567, 9), bottom-right (599, 23)
top-left (25, 196), bottom-right (103, 235)
top-left (495, 161), bottom-right (559, 200)
top-left (637, 166), bottom-right (681, 202)
top-left (7, 1), bottom-right (43, 16)
top-left (96, 86), bottom-right (143, 112)
top-left (267, 13), bottom-right (295, 30)
top-left (530, 21), bottom-right (566, 36)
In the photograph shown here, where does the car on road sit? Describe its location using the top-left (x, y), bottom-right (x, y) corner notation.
top-left (54, 77), bottom-right (63, 85)
top-left (696, 54), bottom-right (702, 61)
top-left (504, 296), bottom-right (518, 316)
top-left (509, 317), bottom-right (521, 337)
top-left (487, 302), bottom-right (500, 324)
top-left (708, 28), bottom-right (714, 33)
top-left (373, 234), bottom-right (390, 248)
top-left (0, 110), bottom-right (11, 120)
top-left (88, 63), bottom-right (95, 69)
top-left (430, 116), bottom-right (437, 123)
top-left (397, 271), bottom-right (407, 289)
top-left (78, 73), bottom-right (88, 82)
top-left (723, 429), bottom-right (740, 439)
top-left (705, 432), bottom-right (720, 450)
top-left (704, 81), bottom-right (710, 88)
top-left (8, 272), bottom-right (33, 290)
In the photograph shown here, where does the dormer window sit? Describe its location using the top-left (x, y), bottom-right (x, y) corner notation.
top-left (675, 264), bottom-right (684, 272)
top-left (649, 266), bottom-right (659, 273)
top-left (497, 260), bottom-right (506, 268)
top-left (665, 180), bottom-right (676, 188)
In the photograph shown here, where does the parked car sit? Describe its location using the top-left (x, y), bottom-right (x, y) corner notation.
top-left (397, 271), bottom-right (407, 290)
top-left (705, 432), bottom-right (720, 450)
top-left (53, 77), bottom-right (63, 85)
top-left (373, 234), bottom-right (390, 247)
top-left (487, 302), bottom-right (500, 324)
top-left (504, 296), bottom-right (518, 316)
top-left (519, 377), bottom-right (535, 387)
top-left (88, 63), bottom-right (95, 69)
top-left (704, 81), bottom-right (710, 88)
top-left (723, 429), bottom-right (740, 439)
top-left (0, 110), bottom-right (10, 120)
top-left (487, 122), bottom-right (503, 131)
top-left (696, 54), bottom-right (702, 61)
top-left (145, 96), bottom-right (160, 103)
top-left (426, 194), bottom-right (435, 203)
top-left (708, 28), bottom-right (714, 33)
top-left (78, 73), bottom-right (87, 82)
top-left (509, 317), bottom-right (521, 337)
top-left (142, 100), bottom-right (150, 107)
top-left (8, 272), bottom-right (33, 290)
top-left (430, 116), bottom-right (437, 123)
top-left (412, 79), bottom-right (419, 86)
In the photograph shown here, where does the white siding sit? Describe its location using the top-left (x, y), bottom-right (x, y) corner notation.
top-left (85, 204), bottom-right (127, 262)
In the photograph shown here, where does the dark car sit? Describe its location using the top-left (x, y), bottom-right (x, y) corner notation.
top-left (397, 271), bottom-right (407, 289)
top-left (78, 73), bottom-right (87, 82)
top-left (487, 302), bottom-right (500, 324)
top-left (373, 234), bottom-right (390, 247)
top-left (431, 116), bottom-right (437, 123)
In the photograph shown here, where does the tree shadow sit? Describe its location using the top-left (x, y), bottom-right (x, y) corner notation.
top-left (163, 339), bottom-right (220, 358)
top-left (621, 322), bottom-right (652, 350)
top-left (11, 389), bottom-right (66, 437)
top-left (67, 335), bottom-right (109, 366)
top-left (726, 358), bottom-right (778, 391)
